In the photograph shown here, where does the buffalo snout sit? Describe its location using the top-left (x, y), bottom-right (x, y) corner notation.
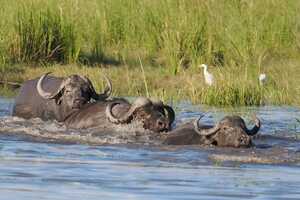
top-left (237, 134), bottom-right (252, 148)
top-left (72, 97), bottom-right (86, 109)
top-left (142, 114), bottom-right (171, 133)
top-left (213, 127), bottom-right (252, 148)
top-left (155, 118), bottom-right (170, 132)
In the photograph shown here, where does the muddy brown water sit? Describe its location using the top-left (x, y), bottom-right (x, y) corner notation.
top-left (0, 97), bottom-right (300, 199)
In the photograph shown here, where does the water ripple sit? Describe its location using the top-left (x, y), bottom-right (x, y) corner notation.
top-left (1, 98), bottom-right (300, 200)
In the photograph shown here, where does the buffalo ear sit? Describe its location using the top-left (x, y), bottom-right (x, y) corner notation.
top-left (54, 89), bottom-right (64, 105)
top-left (55, 98), bottom-right (62, 105)
top-left (204, 131), bottom-right (219, 145)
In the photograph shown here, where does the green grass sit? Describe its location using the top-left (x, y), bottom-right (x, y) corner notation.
top-left (11, 7), bottom-right (79, 63)
top-left (0, 0), bottom-right (300, 106)
top-left (1, 59), bottom-right (299, 106)
top-left (2, 0), bottom-right (300, 67)
top-left (0, 86), bottom-right (18, 97)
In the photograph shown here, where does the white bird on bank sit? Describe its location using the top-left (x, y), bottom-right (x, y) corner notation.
top-left (259, 73), bottom-right (267, 86)
top-left (200, 64), bottom-right (214, 86)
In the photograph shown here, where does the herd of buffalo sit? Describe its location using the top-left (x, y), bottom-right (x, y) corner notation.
top-left (12, 73), bottom-right (261, 148)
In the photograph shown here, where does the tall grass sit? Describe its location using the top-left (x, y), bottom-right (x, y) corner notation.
top-left (85, 0), bottom-right (300, 73)
top-left (10, 6), bottom-right (79, 64)
top-left (3, 59), bottom-right (299, 106)
top-left (1, 0), bottom-right (300, 106)
top-left (1, 0), bottom-right (299, 68)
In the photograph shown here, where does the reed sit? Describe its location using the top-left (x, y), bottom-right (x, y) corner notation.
top-left (0, 0), bottom-right (300, 106)
top-left (2, 59), bottom-right (299, 106)
top-left (1, 0), bottom-right (299, 67)
top-left (10, 6), bottom-right (79, 64)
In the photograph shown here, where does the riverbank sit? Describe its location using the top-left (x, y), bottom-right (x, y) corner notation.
top-left (1, 58), bottom-right (300, 106)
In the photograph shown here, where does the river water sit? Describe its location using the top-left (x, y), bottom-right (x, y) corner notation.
top-left (0, 97), bottom-right (300, 200)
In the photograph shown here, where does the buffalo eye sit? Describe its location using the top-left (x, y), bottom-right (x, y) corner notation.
top-left (82, 86), bottom-right (89, 92)
top-left (141, 112), bottom-right (152, 120)
top-left (65, 89), bottom-right (72, 93)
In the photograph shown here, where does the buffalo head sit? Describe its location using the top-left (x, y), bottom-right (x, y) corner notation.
top-left (105, 97), bottom-right (175, 132)
top-left (194, 115), bottom-right (261, 147)
top-left (37, 72), bottom-right (112, 110)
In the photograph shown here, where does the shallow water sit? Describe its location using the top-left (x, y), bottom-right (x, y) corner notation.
top-left (0, 97), bottom-right (300, 200)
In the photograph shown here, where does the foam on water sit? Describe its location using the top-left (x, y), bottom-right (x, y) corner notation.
top-left (1, 115), bottom-right (300, 165)
top-left (0, 116), bottom-right (164, 145)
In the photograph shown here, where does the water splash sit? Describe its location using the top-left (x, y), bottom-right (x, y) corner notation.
top-left (0, 116), bottom-right (163, 145)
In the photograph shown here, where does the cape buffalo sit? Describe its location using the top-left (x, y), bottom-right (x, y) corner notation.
top-left (163, 115), bottom-right (261, 148)
top-left (13, 72), bottom-right (112, 122)
top-left (64, 97), bottom-right (175, 133)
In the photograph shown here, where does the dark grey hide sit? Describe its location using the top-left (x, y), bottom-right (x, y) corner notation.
top-left (13, 73), bottom-right (112, 122)
top-left (163, 115), bottom-right (261, 148)
top-left (64, 97), bottom-right (175, 133)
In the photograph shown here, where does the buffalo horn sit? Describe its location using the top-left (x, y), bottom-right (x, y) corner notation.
top-left (80, 74), bottom-right (112, 100)
top-left (37, 72), bottom-right (64, 99)
top-left (163, 105), bottom-right (175, 126)
top-left (194, 115), bottom-right (220, 136)
top-left (106, 97), bottom-right (151, 124)
top-left (245, 115), bottom-right (261, 136)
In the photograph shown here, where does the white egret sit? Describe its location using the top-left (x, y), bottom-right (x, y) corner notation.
top-left (200, 64), bottom-right (214, 86)
top-left (259, 73), bottom-right (267, 86)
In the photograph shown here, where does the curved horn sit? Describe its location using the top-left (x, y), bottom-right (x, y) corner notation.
top-left (105, 101), bottom-right (125, 124)
top-left (82, 74), bottom-right (112, 101)
top-left (163, 105), bottom-right (175, 126)
top-left (151, 98), bottom-right (164, 107)
top-left (150, 98), bottom-right (165, 116)
top-left (193, 115), bottom-right (220, 136)
top-left (106, 97), bottom-right (151, 124)
top-left (246, 115), bottom-right (261, 136)
top-left (37, 72), bottom-right (64, 99)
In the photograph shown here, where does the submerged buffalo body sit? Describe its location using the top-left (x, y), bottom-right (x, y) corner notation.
top-left (64, 97), bottom-right (175, 133)
top-left (13, 73), bottom-right (112, 122)
top-left (163, 115), bottom-right (261, 148)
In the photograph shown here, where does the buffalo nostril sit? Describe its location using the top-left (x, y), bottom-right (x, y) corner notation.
top-left (241, 138), bottom-right (246, 143)
top-left (240, 136), bottom-right (250, 145)
top-left (157, 120), bottom-right (166, 128)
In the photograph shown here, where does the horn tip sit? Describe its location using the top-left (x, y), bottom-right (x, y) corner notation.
top-left (252, 114), bottom-right (261, 126)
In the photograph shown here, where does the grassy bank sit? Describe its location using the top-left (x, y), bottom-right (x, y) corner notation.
top-left (1, 58), bottom-right (299, 106)
top-left (1, 0), bottom-right (300, 106)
